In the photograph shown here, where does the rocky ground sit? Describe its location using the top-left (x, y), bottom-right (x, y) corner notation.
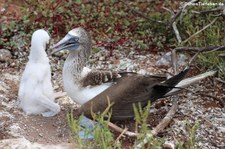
top-left (1, 0), bottom-right (225, 148)
top-left (0, 43), bottom-right (225, 148)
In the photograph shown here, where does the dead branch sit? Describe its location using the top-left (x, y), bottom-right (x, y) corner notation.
top-left (172, 43), bottom-right (225, 71)
top-left (172, 21), bottom-right (182, 44)
top-left (163, 6), bottom-right (182, 73)
top-left (167, 0), bottom-right (198, 29)
top-left (115, 127), bottom-right (128, 142)
top-left (167, 9), bottom-right (182, 30)
top-left (188, 51), bottom-right (200, 66)
top-left (152, 97), bottom-right (178, 135)
top-left (172, 50), bottom-right (178, 74)
top-left (183, 17), bottom-right (218, 44)
top-left (174, 44), bottom-right (225, 52)
top-left (135, 97), bottom-right (179, 149)
top-left (172, 48), bottom-right (199, 74)
top-left (205, 44), bottom-right (225, 54)
top-left (215, 78), bottom-right (225, 84)
top-left (107, 122), bottom-right (139, 137)
top-left (197, 5), bottom-right (225, 15)
top-left (163, 6), bottom-right (182, 44)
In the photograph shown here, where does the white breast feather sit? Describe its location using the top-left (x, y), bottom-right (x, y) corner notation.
top-left (64, 67), bottom-right (112, 105)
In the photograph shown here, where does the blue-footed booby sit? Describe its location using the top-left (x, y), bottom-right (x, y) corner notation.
top-left (18, 29), bottom-right (60, 117)
top-left (51, 27), bottom-right (215, 121)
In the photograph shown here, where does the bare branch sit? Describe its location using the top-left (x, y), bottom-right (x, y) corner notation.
top-left (198, 5), bottom-right (225, 15)
top-left (115, 127), bottom-right (128, 142)
top-left (162, 7), bottom-right (182, 44)
top-left (172, 50), bottom-right (178, 74)
top-left (174, 45), bottom-right (225, 52)
top-left (107, 122), bottom-right (138, 137)
top-left (182, 17), bottom-right (218, 44)
top-left (188, 51), bottom-right (200, 66)
top-left (172, 21), bottom-right (182, 44)
top-left (167, 0), bottom-right (198, 29)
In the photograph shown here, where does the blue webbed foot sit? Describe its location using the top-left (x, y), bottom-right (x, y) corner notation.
top-left (79, 116), bottom-right (99, 140)
top-left (42, 111), bottom-right (57, 117)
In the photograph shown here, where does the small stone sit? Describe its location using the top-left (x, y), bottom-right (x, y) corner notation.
top-left (137, 69), bottom-right (147, 75)
top-left (99, 56), bottom-right (105, 61)
top-left (39, 133), bottom-right (43, 137)
top-left (163, 141), bottom-right (175, 149)
top-left (156, 52), bottom-right (171, 66)
top-left (178, 53), bottom-right (188, 66)
top-left (156, 52), bottom-right (188, 67)
top-left (0, 49), bottom-right (12, 62)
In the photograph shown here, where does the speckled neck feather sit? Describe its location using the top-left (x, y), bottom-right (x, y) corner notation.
top-left (63, 27), bottom-right (91, 84)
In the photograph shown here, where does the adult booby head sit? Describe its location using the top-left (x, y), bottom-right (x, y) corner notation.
top-left (51, 27), bottom-right (91, 58)
top-left (51, 27), bottom-right (114, 105)
top-left (51, 27), bottom-right (189, 121)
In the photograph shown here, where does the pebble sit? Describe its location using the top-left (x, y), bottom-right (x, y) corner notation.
top-left (163, 141), bottom-right (175, 149)
top-left (156, 52), bottom-right (188, 67)
top-left (39, 133), bottom-right (43, 137)
top-left (0, 49), bottom-right (12, 62)
top-left (99, 56), bottom-right (105, 61)
top-left (137, 69), bottom-right (147, 75)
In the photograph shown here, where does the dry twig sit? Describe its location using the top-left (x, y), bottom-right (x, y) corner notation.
top-left (196, 5), bottom-right (225, 15)
top-left (115, 127), bottom-right (128, 142)
top-left (163, 6), bottom-right (182, 44)
top-left (182, 17), bottom-right (218, 44)
top-left (172, 50), bottom-right (178, 74)
top-left (107, 122), bottom-right (138, 137)
top-left (167, 0), bottom-right (198, 29)
top-left (174, 45), bottom-right (225, 52)
top-left (172, 43), bottom-right (225, 72)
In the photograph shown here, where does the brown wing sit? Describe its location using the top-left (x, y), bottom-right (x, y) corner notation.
top-left (79, 74), bottom-right (166, 120)
top-left (80, 68), bottom-right (189, 121)
top-left (80, 70), bottom-right (119, 87)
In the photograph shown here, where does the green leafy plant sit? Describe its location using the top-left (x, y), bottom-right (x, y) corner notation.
top-left (177, 120), bottom-right (200, 149)
top-left (198, 51), bottom-right (225, 77)
top-left (133, 101), bottom-right (164, 149)
top-left (67, 99), bottom-right (121, 149)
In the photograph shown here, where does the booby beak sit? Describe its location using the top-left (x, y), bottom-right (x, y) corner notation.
top-left (50, 34), bottom-right (80, 55)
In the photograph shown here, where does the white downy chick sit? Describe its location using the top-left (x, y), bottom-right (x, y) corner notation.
top-left (18, 29), bottom-right (60, 117)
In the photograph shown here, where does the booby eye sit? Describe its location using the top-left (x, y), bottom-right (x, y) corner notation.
top-left (69, 37), bottom-right (79, 43)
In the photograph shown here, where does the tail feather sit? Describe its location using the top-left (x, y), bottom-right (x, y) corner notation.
top-left (163, 67), bottom-right (190, 87)
top-left (164, 70), bottom-right (217, 96)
